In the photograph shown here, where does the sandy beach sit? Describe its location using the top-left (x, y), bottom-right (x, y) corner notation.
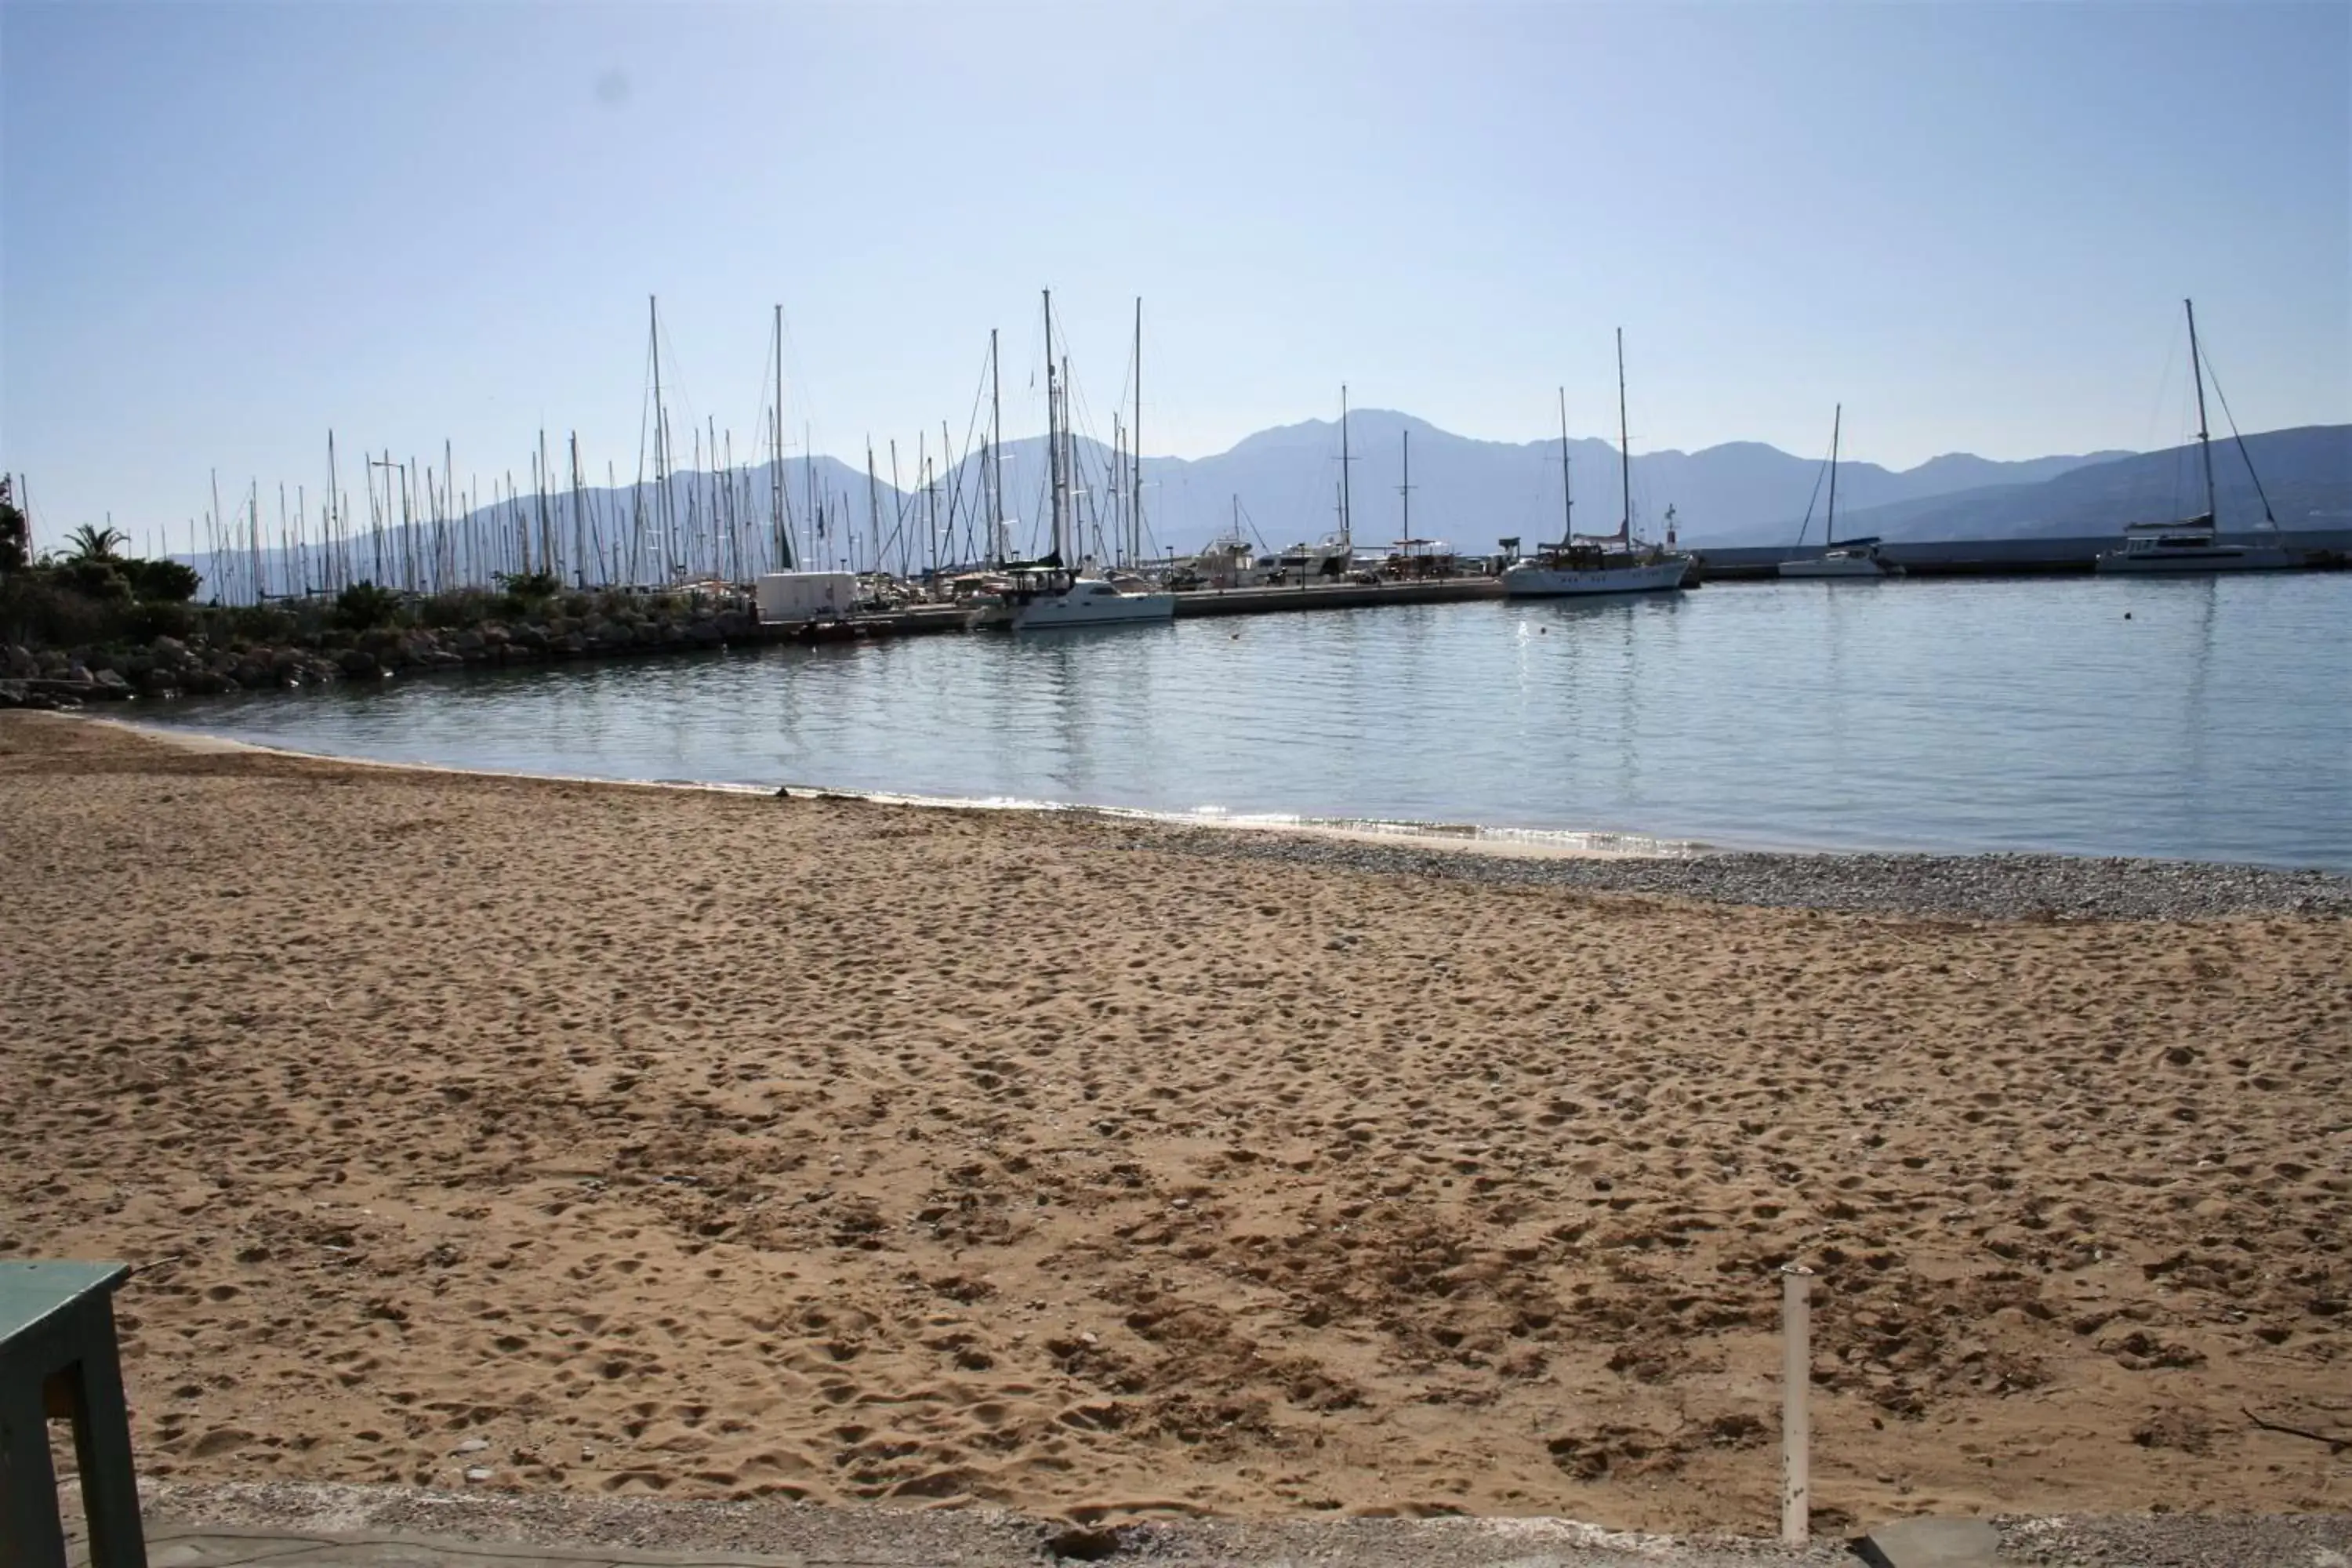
top-left (2, 712), bottom-right (2346, 1534)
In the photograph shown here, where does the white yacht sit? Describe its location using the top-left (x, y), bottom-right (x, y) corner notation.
top-left (1503, 546), bottom-right (1690, 596)
top-left (1780, 541), bottom-right (1902, 579)
top-left (2097, 300), bottom-right (2296, 575)
top-left (1000, 289), bottom-right (1176, 631)
top-left (1502, 335), bottom-right (1691, 599)
top-left (1779, 405), bottom-right (1904, 579)
top-left (2099, 518), bottom-right (2294, 573)
top-left (1006, 565), bottom-right (1174, 629)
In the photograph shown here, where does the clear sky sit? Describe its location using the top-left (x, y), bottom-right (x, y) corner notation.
top-left (3, 0), bottom-right (2347, 547)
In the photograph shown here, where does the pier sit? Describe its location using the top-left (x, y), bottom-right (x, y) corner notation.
top-left (1170, 577), bottom-right (1504, 617)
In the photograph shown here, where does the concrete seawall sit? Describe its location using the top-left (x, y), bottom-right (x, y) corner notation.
top-left (1693, 526), bottom-right (2352, 579)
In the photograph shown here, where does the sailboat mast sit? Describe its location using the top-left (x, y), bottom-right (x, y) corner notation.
top-left (1399, 429), bottom-right (1412, 541)
top-left (2186, 298), bottom-right (2218, 522)
top-left (866, 441), bottom-right (882, 576)
top-left (1132, 297), bottom-right (1143, 568)
top-left (1825, 404), bottom-right (1842, 549)
top-left (773, 303), bottom-right (793, 571)
top-left (1044, 289), bottom-right (1064, 564)
top-left (1340, 384), bottom-right (1352, 549)
top-left (1616, 328), bottom-right (1632, 543)
top-left (989, 328), bottom-right (1004, 564)
top-left (1558, 387), bottom-right (1573, 542)
top-left (651, 296), bottom-right (673, 582)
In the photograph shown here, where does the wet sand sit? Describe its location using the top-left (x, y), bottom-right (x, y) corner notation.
top-left (2, 713), bottom-right (2345, 1533)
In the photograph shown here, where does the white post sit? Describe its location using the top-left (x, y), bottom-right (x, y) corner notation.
top-left (1780, 1264), bottom-right (1813, 1544)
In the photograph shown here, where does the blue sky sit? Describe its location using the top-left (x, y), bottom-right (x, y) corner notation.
top-left (3, 1), bottom-right (2346, 547)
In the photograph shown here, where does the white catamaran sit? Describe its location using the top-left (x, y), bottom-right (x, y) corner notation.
top-left (1502, 332), bottom-right (1690, 598)
top-left (1004, 289), bottom-right (1175, 630)
top-left (2097, 299), bottom-right (2295, 575)
top-left (1778, 404), bottom-right (1903, 579)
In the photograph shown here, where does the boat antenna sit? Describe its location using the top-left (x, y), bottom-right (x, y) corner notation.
top-left (2186, 298), bottom-right (2218, 525)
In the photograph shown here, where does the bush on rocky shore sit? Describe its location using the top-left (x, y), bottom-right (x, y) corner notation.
top-left (0, 481), bottom-right (772, 710)
top-left (1, 573), bottom-right (759, 712)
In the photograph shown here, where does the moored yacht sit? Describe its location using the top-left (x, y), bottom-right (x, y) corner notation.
top-left (2097, 300), bottom-right (2296, 575)
top-left (1502, 335), bottom-right (1691, 599)
top-left (1000, 289), bottom-right (1177, 631)
top-left (1004, 558), bottom-right (1174, 628)
top-left (2099, 518), bottom-right (2294, 573)
top-left (1779, 405), bottom-right (1904, 579)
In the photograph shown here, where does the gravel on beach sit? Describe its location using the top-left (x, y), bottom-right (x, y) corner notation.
top-left (1128, 832), bottom-right (2352, 921)
top-left (122, 1481), bottom-right (2352, 1568)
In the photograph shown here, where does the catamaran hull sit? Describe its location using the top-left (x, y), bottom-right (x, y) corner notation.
top-left (1778, 557), bottom-right (1903, 579)
top-left (1008, 590), bottom-right (1177, 630)
top-left (1501, 559), bottom-right (1689, 597)
top-left (2096, 547), bottom-right (2297, 574)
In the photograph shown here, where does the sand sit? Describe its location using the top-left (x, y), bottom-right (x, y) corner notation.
top-left (2, 712), bottom-right (2346, 1535)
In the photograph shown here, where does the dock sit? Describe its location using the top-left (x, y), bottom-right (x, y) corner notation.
top-left (1693, 525), bottom-right (2352, 580)
top-left (1171, 578), bottom-right (1504, 617)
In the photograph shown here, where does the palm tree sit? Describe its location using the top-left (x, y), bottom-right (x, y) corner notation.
top-left (66, 523), bottom-right (127, 564)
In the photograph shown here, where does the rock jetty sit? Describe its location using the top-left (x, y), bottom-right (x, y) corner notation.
top-left (0, 602), bottom-right (760, 709)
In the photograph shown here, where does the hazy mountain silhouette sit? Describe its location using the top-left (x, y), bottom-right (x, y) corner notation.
top-left (960, 411), bottom-right (2132, 558)
top-left (184, 418), bottom-right (2346, 597)
top-left (1804, 425), bottom-right (2351, 544)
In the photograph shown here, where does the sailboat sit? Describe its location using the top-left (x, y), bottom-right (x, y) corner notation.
top-left (1501, 332), bottom-right (1690, 597)
top-left (1257, 386), bottom-right (1362, 586)
top-left (1004, 289), bottom-right (1176, 629)
top-left (2097, 299), bottom-right (2295, 574)
top-left (1778, 405), bottom-right (1902, 579)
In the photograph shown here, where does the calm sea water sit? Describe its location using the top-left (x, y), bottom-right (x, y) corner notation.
top-left (141, 574), bottom-right (2351, 870)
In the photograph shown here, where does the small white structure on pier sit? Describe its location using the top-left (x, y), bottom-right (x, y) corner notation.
top-left (754, 572), bottom-right (858, 624)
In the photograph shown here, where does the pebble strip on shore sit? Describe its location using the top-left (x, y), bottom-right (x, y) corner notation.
top-left (120, 1481), bottom-right (2352, 1568)
top-left (1120, 830), bottom-right (2352, 921)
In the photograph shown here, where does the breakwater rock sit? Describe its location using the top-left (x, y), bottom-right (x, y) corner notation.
top-left (0, 605), bottom-right (761, 708)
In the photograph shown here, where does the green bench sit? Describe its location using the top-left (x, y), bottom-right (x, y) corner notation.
top-left (0, 1262), bottom-right (147, 1568)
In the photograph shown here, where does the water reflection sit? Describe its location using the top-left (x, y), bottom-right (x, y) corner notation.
top-left (140, 575), bottom-right (2352, 869)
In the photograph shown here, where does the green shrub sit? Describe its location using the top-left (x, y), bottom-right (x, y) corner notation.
top-left (126, 599), bottom-right (198, 641)
top-left (53, 558), bottom-right (132, 601)
top-left (335, 580), bottom-right (404, 630)
top-left (0, 573), bottom-right (113, 647)
top-left (417, 588), bottom-right (500, 629)
top-left (120, 557), bottom-right (201, 602)
top-left (496, 569), bottom-right (562, 602)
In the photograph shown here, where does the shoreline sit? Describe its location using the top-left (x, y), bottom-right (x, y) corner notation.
top-left (96, 712), bottom-right (2352, 919)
